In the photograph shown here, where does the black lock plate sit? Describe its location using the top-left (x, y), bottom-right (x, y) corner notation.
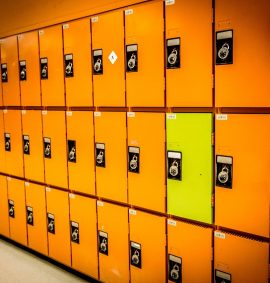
top-left (1, 63), bottom-right (8, 83)
top-left (23, 135), bottom-right (30, 155)
top-left (96, 143), bottom-right (105, 167)
top-left (19, 60), bottom-right (27, 81)
top-left (93, 49), bottom-right (103, 75)
top-left (44, 137), bottom-right (51, 159)
top-left (167, 151), bottom-right (182, 181)
top-left (8, 200), bottom-right (15, 218)
top-left (4, 133), bottom-right (11, 152)
top-left (167, 38), bottom-right (181, 69)
top-left (70, 221), bottom-right (80, 244)
top-left (216, 155), bottom-right (233, 189)
top-left (128, 146), bottom-right (140, 173)
top-left (126, 44), bottom-right (138, 72)
top-left (216, 30), bottom-right (233, 65)
top-left (47, 213), bottom-right (55, 234)
top-left (130, 241), bottom-right (142, 269)
top-left (65, 54), bottom-right (74, 77)
top-left (168, 254), bottom-right (182, 283)
top-left (40, 58), bottom-right (48, 79)
top-left (215, 270), bottom-right (231, 283)
top-left (26, 206), bottom-right (34, 226)
top-left (99, 231), bottom-right (108, 255)
top-left (68, 140), bottom-right (76, 163)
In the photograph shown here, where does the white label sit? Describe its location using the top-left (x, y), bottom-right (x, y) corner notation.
top-left (97, 200), bottom-right (104, 207)
top-left (6, 177), bottom-right (11, 181)
top-left (20, 61), bottom-right (26, 66)
top-left (167, 219), bottom-right (177, 226)
top-left (167, 38), bottom-right (180, 46)
top-left (71, 221), bottom-right (79, 227)
top-left (96, 143), bottom-right (105, 150)
top-left (3, 109), bottom-right (8, 114)
top-left (94, 50), bottom-right (102, 56)
top-left (66, 111), bottom-right (72, 117)
top-left (9, 200), bottom-right (14, 205)
top-left (108, 51), bottom-right (118, 64)
top-left (125, 9), bottom-right (133, 15)
top-left (129, 209), bottom-right (137, 215)
top-left (69, 193), bottom-right (75, 199)
top-left (63, 24), bottom-right (69, 29)
top-left (94, 111), bottom-right (101, 117)
top-left (48, 213), bottom-right (54, 219)
top-left (127, 112), bottom-right (135, 118)
top-left (166, 0), bottom-right (175, 5)
top-left (169, 254), bottom-right (181, 263)
top-left (42, 110), bottom-right (47, 115)
top-left (217, 30), bottom-right (233, 40)
top-left (214, 231), bottom-right (226, 239)
top-left (217, 156), bottom-right (233, 165)
top-left (23, 135), bottom-right (29, 141)
top-left (129, 147), bottom-right (139, 154)
top-left (216, 114), bottom-right (228, 121)
top-left (65, 54), bottom-right (73, 60)
top-left (41, 58), bottom-right (48, 64)
top-left (27, 206), bottom-right (33, 212)
top-left (44, 137), bottom-right (50, 143)
top-left (2, 64), bottom-right (7, 68)
top-left (45, 187), bottom-right (51, 192)
top-left (5, 133), bottom-right (10, 138)
top-left (91, 16), bottom-right (98, 23)
top-left (127, 45), bottom-right (137, 52)
top-left (99, 231), bottom-right (107, 238)
top-left (167, 113), bottom-right (176, 120)
top-left (216, 270), bottom-right (231, 280)
top-left (24, 182), bottom-right (30, 187)
top-left (131, 242), bottom-right (140, 249)
top-left (39, 30), bottom-right (44, 36)
top-left (21, 110), bottom-right (27, 115)
top-left (168, 151), bottom-right (181, 159)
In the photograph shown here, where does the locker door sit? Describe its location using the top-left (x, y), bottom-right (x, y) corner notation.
top-left (46, 188), bottom-right (71, 266)
top-left (129, 209), bottom-right (166, 283)
top-left (165, 0), bottom-right (212, 107)
top-left (69, 194), bottom-right (98, 278)
top-left (0, 176), bottom-right (9, 237)
top-left (66, 111), bottom-right (95, 195)
top-left (95, 112), bottom-right (127, 203)
top-left (42, 111), bottom-right (68, 189)
top-left (7, 178), bottom-right (27, 246)
top-left (214, 232), bottom-right (268, 283)
top-left (215, 114), bottom-right (270, 237)
top-left (92, 10), bottom-right (125, 106)
top-left (215, 0), bottom-right (270, 107)
top-left (0, 111), bottom-right (5, 173)
top-left (39, 26), bottom-right (65, 106)
top-left (167, 220), bottom-right (212, 283)
top-left (97, 201), bottom-right (129, 283)
top-left (3, 110), bottom-right (24, 178)
top-left (63, 19), bottom-right (93, 106)
top-left (127, 112), bottom-right (165, 213)
top-left (18, 31), bottom-right (41, 106)
top-left (167, 113), bottom-right (213, 224)
top-left (25, 182), bottom-right (48, 255)
top-left (125, 1), bottom-right (164, 107)
top-left (0, 36), bottom-right (20, 106)
top-left (22, 110), bottom-right (44, 183)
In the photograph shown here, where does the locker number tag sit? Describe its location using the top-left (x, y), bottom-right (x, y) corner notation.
top-left (93, 49), bottom-right (103, 75)
top-left (19, 60), bottom-right (27, 81)
top-left (168, 255), bottom-right (182, 283)
top-left (99, 231), bottom-right (108, 255)
top-left (96, 143), bottom-right (105, 167)
top-left (167, 38), bottom-right (180, 69)
top-left (68, 140), bottom-right (76, 163)
top-left (108, 51), bottom-right (118, 64)
top-left (128, 146), bottom-right (140, 173)
top-left (40, 58), bottom-right (48, 79)
top-left (130, 241), bottom-right (142, 269)
top-left (1, 64), bottom-right (8, 83)
top-left (167, 151), bottom-right (182, 181)
top-left (166, 0), bottom-right (175, 5)
top-left (216, 30), bottom-right (233, 65)
top-left (126, 45), bottom-right (138, 72)
top-left (71, 221), bottom-right (80, 244)
top-left (65, 54), bottom-right (74, 77)
top-left (216, 155), bottom-right (233, 189)
top-left (215, 270), bottom-right (231, 283)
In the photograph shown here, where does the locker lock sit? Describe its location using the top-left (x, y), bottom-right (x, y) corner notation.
top-left (100, 238), bottom-right (107, 252)
top-left (170, 264), bottom-right (180, 280)
top-left (96, 151), bottom-right (104, 164)
top-left (130, 155), bottom-right (138, 170)
top-left (94, 58), bottom-right (102, 72)
top-left (9, 206), bottom-right (14, 216)
top-left (65, 62), bottom-right (73, 75)
top-left (169, 160), bottom-right (179, 177)
top-left (24, 141), bottom-right (29, 152)
top-left (69, 146), bottom-right (76, 161)
top-left (218, 165), bottom-right (229, 184)
top-left (128, 53), bottom-right (136, 70)
top-left (44, 144), bottom-right (51, 156)
top-left (27, 212), bottom-right (33, 223)
top-left (5, 140), bottom-right (10, 151)
top-left (2, 71), bottom-right (7, 81)
top-left (71, 228), bottom-right (79, 241)
top-left (20, 68), bottom-right (26, 79)
top-left (218, 43), bottom-right (230, 60)
top-left (168, 48), bottom-right (178, 65)
top-left (48, 219), bottom-right (54, 232)
top-left (131, 250), bottom-right (140, 265)
top-left (41, 65), bottom-right (48, 78)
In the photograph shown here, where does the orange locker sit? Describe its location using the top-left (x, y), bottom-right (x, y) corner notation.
top-left (18, 31), bottom-right (41, 106)
top-left (69, 194), bottom-right (98, 278)
top-left (66, 111), bottom-right (95, 195)
top-left (125, 1), bottom-right (164, 107)
top-left (46, 188), bottom-right (71, 266)
top-left (7, 178), bottom-right (27, 246)
top-left (25, 182), bottom-right (48, 255)
top-left (0, 36), bottom-right (20, 106)
top-left (129, 209), bottom-right (166, 283)
top-left (215, 0), bottom-right (270, 107)
top-left (42, 111), bottom-right (68, 189)
top-left (214, 231), bottom-right (268, 283)
top-left (39, 26), bottom-right (65, 106)
top-left (97, 201), bottom-right (129, 283)
top-left (92, 10), bottom-right (125, 106)
top-left (95, 112), bottom-right (127, 203)
top-left (3, 110), bottom-right (24, 177)
top-left (63, 19), bottom-right (93, 106)
top-left (127, 112), bottom-right (165, 213)
top-left (0, 176), bottom-right (9, 237)
top-left (0, 111), bottom-right (5, 173)
top-left (165, 0), bottom-right (212, 107)
top-left (167, 219), bottom-right (212, 283)
top-left (215, 114), bottom-right (270, 237)
top-left (22, 110), bottom-right (44, 183)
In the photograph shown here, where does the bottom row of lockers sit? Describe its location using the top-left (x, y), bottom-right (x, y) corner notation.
top-left (0, 177), bottom-right (268, 283)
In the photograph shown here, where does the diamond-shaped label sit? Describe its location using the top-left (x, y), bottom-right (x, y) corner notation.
top-left (108, 51), bottom-right (118, 64)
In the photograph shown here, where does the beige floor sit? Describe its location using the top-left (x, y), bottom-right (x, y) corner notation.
top-left (0, 239), bottom-right (92, 283)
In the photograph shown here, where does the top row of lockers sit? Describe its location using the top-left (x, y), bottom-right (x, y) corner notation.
top-left (0, 0), bottom-right (269, 107)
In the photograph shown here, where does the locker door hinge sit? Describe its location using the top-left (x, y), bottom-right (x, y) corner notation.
top-left (211, 133), bottom-right (215, 146)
